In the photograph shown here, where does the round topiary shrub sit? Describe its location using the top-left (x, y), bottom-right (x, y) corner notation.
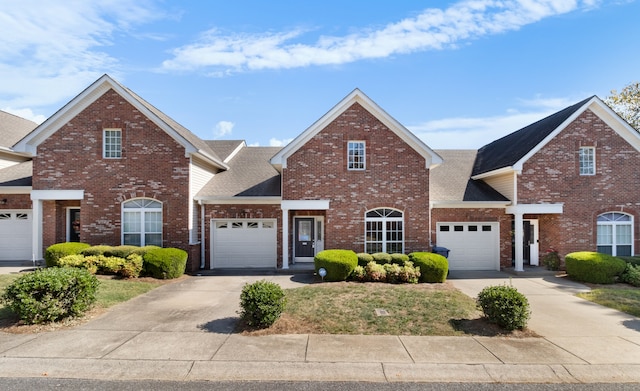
top-left (314, 249), bottom-right (358, 282)
top-left (408, 252), bottom-right (448, 283)
top-left (390, 253), bottom-right (409, 265)
top-left (1, 267), bottom-right (99, 324)
top-left (143, 248), bottom-right (188, 279)
top-left (565, 251), bottom-right (627, 284)
top-left (44, 242), bottom-right (91, 267)
top-left (239, 280), bottom-right (286, 328)
top-left (371, 252), bottom-right (392, 264)
top-left (80, 245), bottom-right (114, 257)
top-left (477, 284), bottom-right (531, 331)
top-left (356, 252), bottom-right (374, 267)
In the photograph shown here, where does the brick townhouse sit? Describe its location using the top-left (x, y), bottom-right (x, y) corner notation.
top-left (1, 74), bottom-right (639, 272)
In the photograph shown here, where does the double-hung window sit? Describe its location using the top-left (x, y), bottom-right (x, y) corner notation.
top-left (104, 128), bottom-right (122, 158)
top-left (579, 146), bottom-right (595, 175)
top-left (347, 141), bottom-right (366, 170)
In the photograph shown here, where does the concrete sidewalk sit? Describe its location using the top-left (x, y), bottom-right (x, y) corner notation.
top-left (0, 269), bottom-right (639, 383)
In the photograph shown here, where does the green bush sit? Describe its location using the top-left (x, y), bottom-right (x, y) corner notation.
top-left (58, 254), bottom-right (99, 274)
top-left (356, 253), bottom-right (374, 267)
top-left (1, 267), bottom-right (99, 324)
top-left (239, 280), bottom-right (286, 328)
top-left (409, 252), bottom-right (448, 283)
top-left (477, 284), bottom-right (531, 331)
top-left (372, 252), bottom-right (392, 264)
top-left (44, 242), bottom-right (91, 267)
top-left (314, 250), bottom-right (358, 282)
top-left (350, 265), bottom-right (367, 282)
top-left (106, 245), bottom-right (140, 258)
top-left (390, 253), bottom-right (409, 265)
top-left (143, 248), bottom-right (188, 279)
top-left (621, 263), bottom-right (640, 287)
top-left (541, 249), bottom-right (561, 271)
top-left (80, 245), bottom-right (113, 257)
top-left (131, 245), bottom-right (161, 257)
top-left (365, 261), bottom-right (387, 282)
top-left (398, 261), bottom-right (420, 284)
top-left (618, 256), bottom-right (640, 266)
top-left (565, 252), bottom-right (626, 284)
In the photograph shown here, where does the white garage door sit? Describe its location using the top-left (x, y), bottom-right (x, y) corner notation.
top-left (436, 222), bottom-right (500, 271)
top-left (211, 219), bottom-right (277, 268)
top-left (0, 210), bottom-right (32, 261)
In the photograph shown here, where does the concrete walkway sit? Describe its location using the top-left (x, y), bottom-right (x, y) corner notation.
top-left (0, 267), bottom-right (639, 383)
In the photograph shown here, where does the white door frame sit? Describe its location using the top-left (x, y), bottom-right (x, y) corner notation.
top-left (293, 216), bottom-right (324, 263)
top-left (525, 219), bottom-right (539, 266)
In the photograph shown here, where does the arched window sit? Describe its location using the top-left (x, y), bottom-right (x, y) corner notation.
top-left (122, 198), bottom-right (162, 247)
top-left (365, 208), bottom-right (404, 253)
top-left (597, 212), bottom-right (633, 256)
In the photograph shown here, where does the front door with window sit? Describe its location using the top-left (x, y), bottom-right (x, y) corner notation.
top-left (68, 208), bottom-right (81, 242)
top-left (295, 218), bottom-right (315, 262)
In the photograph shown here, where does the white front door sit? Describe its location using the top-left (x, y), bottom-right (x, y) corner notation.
top-left (525, 219), bottom-right (539, 266)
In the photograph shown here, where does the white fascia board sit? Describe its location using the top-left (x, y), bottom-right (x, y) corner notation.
top-left (194, 150), bottom-right (229, 170)
top-left (0, 186), bottom-right (31, 194)
top-left (31, 189), bottom-right (84, 200)
top-left (506, 203), bottom-right (563, 214)
top-left (270, 89), bottom-right (442, 169)
top-left (281, 199), bottom-right (330, 210)
top-left (223, 141), bottom-right (246, 163)
top-left (430, 201), bottom-right (510, 209)
top-left (471, 166), bottom-right (516, 180)
top-left (196, 196), bottom-right (281, 205)
top-left (590, 98), bottom-right (640, 151)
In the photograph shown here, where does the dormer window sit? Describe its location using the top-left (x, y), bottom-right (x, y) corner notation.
top-left (579, 146), bottom-right (595, 175)
top-left (104, 128), bottom-right (122, 158)
top-left (347, 141), bottom-right (365, 170)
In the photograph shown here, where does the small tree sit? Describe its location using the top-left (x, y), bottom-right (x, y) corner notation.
top-left (605, 82), bottom-right (640, 130)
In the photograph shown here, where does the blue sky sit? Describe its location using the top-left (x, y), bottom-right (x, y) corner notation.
top-left (1, 0), bottom-right (638, 149)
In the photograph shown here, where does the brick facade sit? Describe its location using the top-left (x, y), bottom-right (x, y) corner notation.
top-left (282, 102), bottom-right (431, 259)
top-left (32, 89), bottom-right (193, 261)
top-left (518, 109), bottom-right (640, 259)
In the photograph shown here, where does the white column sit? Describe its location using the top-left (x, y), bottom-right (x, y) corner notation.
top-left (32, 198), bottom-right (43, 261)
top-left (282, 208), bottom-right (289, 269)
top-left (513, 212), bottom-right (524, 272)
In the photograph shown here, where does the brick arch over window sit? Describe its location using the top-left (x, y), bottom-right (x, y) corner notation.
top-left (122, 198), bottom-right (163, 247)
top-left (597, 212), bottom-right (633, 256)
top-left (365, 208), bottom-right (403, 254)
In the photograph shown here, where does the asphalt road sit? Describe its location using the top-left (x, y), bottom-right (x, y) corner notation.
top-left (0, 379), bottom-right (638, 391)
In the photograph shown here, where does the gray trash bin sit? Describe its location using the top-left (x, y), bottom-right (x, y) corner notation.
top-left (432, 246), bottom-right (450, 258)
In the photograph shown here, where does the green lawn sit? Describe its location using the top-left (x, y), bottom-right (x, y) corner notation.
top-left (577, 286), bottom-right (640, 317)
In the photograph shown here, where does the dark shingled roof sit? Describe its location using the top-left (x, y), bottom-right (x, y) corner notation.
top-left (0, 161), bottom-right (32, 187)
top-left (197, 146), bottom-right (281, 198)
top-left (431, 150), bottom-right (508, 202)
top-left (472, 96), bottom-right (594, 176)
top-left (0, 110), bottom-right (37, 149)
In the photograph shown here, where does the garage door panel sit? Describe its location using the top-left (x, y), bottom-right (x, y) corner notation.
top-left (0, 210), bottom-right (32, 261)
top-left (211, 219), bottom-right (277, 268)
top-left (436, 222), bottom-right (499, 271)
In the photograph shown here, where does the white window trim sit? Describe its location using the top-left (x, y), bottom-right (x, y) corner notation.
top-left (597, 212), bottom-right (633, 256)
top-left (579, 146), bottom-right (595, 176)
top-left (104, 128), bottom-right (122, 159)
top-left (364, 208), bottom-right (404, 253)
top-left (347, 140), bottom-right (366, 171)
top-left (121, 198), bottom-right (163, 247)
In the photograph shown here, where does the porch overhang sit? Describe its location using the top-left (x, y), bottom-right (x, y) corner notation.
top-left (281, 199), bottom-right (330, 210)
top-left (506, 203), bottom-right (563, 215)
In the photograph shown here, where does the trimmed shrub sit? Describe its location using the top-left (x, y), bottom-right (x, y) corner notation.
top-left (409, 252), bottom-right (448, 283)
top-left (365, 261), bottom-right (386, 282)
top-left (314, 249), bottom-right (358, 282)
top-left (477, 284), bottom-right (531, 331)
top-left (356, 252), bottom-right (374, 267)
top-left (371, 252), bottom-right (392, 264)
top-left (131, 245), bottom-right (161, 257)
top-left (565, 251), bottom-right (626, 284)
top-left (621, 263), bottom-right (640, 287)
top-left (80, 245), bottom-right (113, 257)
top-left (239, 280), bottom-right (286, 328)
top-left (143, 248), bottom-right (188, 279)
top-left (1, 267), bottom-right (99, 324)
top-left (398, 261), bottom-right (420, 284)
top-left (383, 263), bottom-right (402, 283)
top-left (44, 242), bottom-right (91, 267)
top-left (541, 249), bottom-right (561, 271)
top-left (350, 265), bottom-right (367, 282)
top-left (58, 254), bottom-right (99, 274)
top-left (390, 253), bottom-right (409, 265)
top-left (618, 256), bottom-right (640, 267)
top-left (107, 245), bottom-right (140, 258)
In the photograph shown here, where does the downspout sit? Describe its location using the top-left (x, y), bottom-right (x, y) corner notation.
top-left (199, 200), bottom-right (205, 269)
top-left (428, 201), bottom-right (433, 248)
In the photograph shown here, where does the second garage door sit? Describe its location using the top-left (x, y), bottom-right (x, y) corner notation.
top-left (0, 210), bottom-right (32, 262)
top-left (210, 219), bottom-right (277, 268)
top-left (436, 222), bottom-right (500, 271)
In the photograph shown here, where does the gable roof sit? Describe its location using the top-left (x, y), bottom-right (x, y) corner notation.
top-left (205, 140), bottom-right (245, 162)
top-left (196, 145), bottom-right (281, 201)
top-left (13, 74), bottom-right (228, 170)
top-left (430, 150), bottom-right (508, 204)
top-left (270, 88), bottom-right (442, 170)
top-left (472, 96), bottom-right (640, 178)
top-left (0, 110), bottom-right (37, 149)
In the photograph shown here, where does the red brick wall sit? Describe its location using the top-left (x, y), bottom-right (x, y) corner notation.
top-left (0, 194), bottom-right (31, 210)
top-left (432, 208), bottom-right (513, 268)
top-left (32, 88), bottom-right (191, 258)
top-left (282, 102), bottom-right (431, 259)
top-left (203, 204), bottom-right (282, 268)
top-left (518, 108), bottom-right (640, 257)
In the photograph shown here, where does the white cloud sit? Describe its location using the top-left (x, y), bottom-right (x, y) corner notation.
top-left (162, 0), bottom-right (600, 73)
top-left (409, 96), bottom-right (577, 149)
top-left (214, 120), bottom-right (235, 138)
top-left (269, 137), bottom-right (293, 147)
